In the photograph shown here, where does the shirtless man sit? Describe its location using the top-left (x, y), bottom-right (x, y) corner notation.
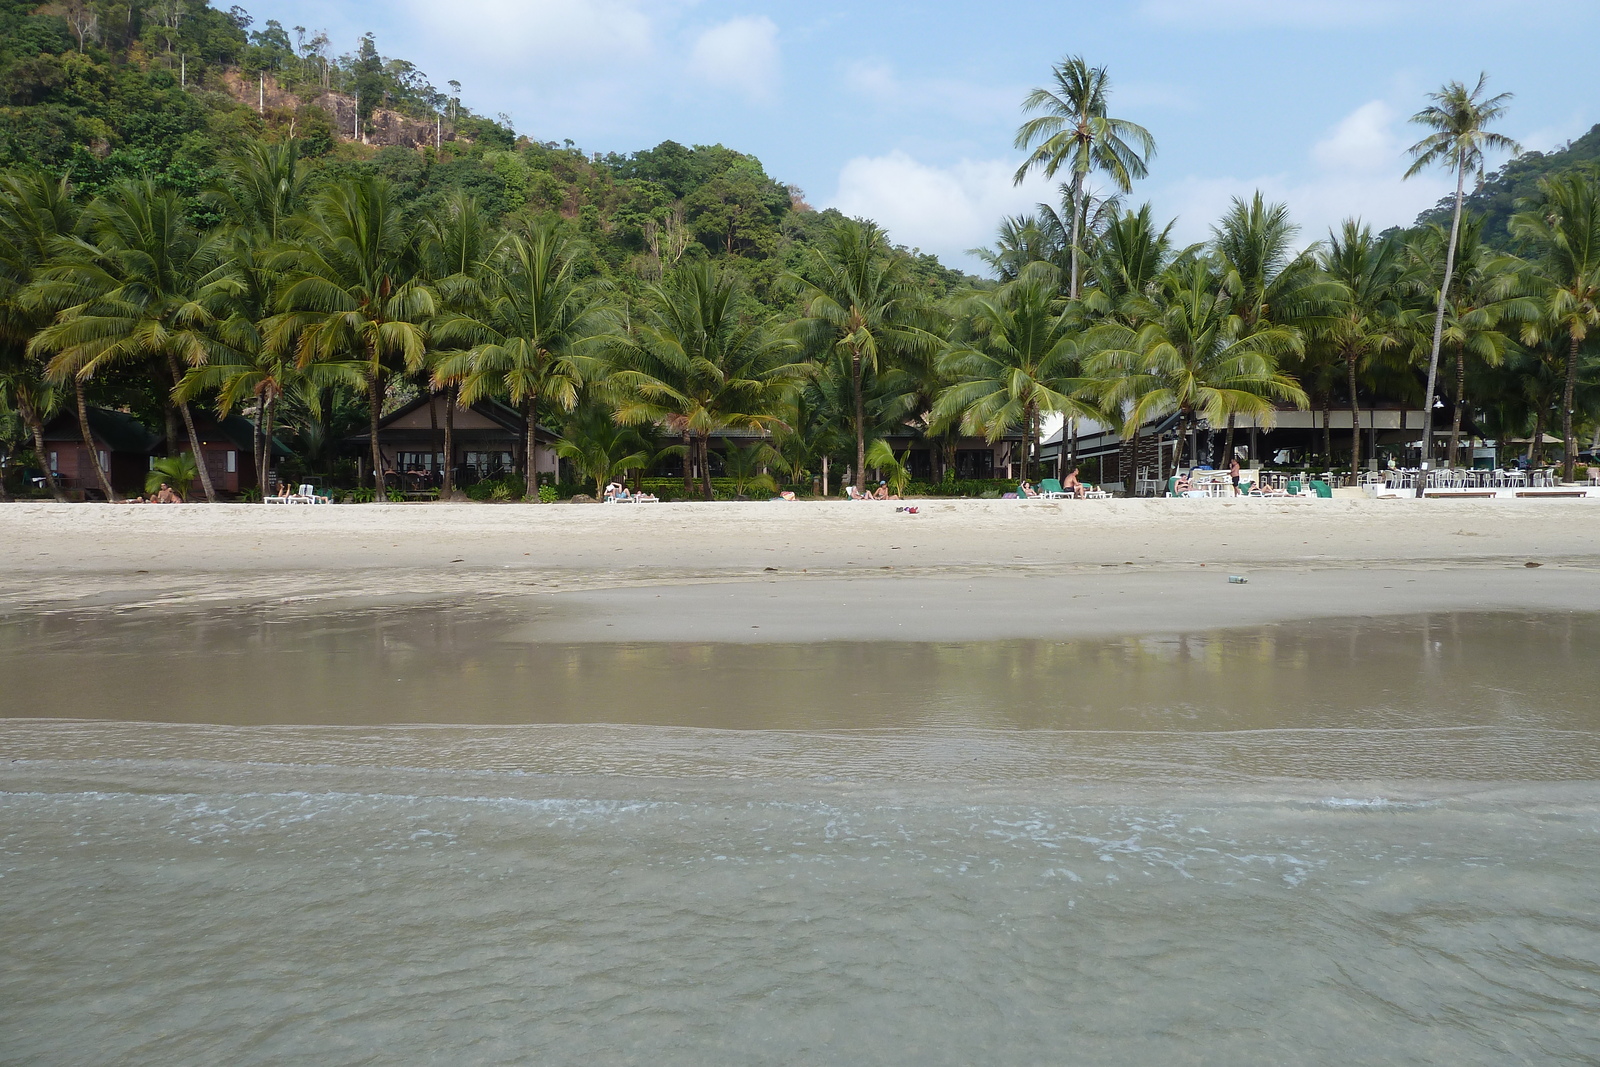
top-left (1229, 457), bottom-right (1242, 496)
top-left (1063, 467), bottom-right (1087, 499)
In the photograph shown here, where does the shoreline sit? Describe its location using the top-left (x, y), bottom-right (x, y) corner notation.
top-left (3, 498), bottom-right (1598, 633)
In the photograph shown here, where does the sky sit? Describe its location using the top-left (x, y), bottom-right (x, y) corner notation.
top-left (243, 0), bottom-right (1598, 272)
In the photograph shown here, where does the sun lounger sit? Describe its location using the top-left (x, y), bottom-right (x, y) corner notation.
top-left (1038, 478), bottom-right (1072, 499)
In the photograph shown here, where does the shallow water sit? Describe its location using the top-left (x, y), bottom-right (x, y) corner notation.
top-left (2, 604), bottom-right (1599, 1064)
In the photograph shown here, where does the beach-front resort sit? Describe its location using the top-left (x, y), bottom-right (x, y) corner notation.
top-left (3, 4), bottom-right (1599, 1064)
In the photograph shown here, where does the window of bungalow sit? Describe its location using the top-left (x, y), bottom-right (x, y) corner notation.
top-left (398, 451), bottom-right (447, 473)
top-left (954, 449), bottom-right (994, 479)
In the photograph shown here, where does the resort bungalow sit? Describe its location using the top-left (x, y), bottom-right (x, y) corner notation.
top-left (39, 407), bottom-right (158, 498)
top-left (349, 394), bottom-right (562, 487)
top-left (157, 413), bottom-right (289, 496)
top-left (1044, 402), bottom-right (1434, 494)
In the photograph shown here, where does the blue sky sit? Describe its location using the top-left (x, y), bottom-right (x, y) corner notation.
top-left (245, 0), bottom-right (1597, 272)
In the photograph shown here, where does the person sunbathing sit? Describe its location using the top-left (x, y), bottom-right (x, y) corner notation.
top-left (1063, 468), bottom-right (1087, 499)
top-left (874, 481), bottom-right (893, 500)
top-left (1174, 474), bottom-right (1192, 495)
top-left (1018, 480), bottom-right (1041, 498)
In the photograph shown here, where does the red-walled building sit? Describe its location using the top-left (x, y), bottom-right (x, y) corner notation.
top-left (40, 408), bottom-right (158, 498)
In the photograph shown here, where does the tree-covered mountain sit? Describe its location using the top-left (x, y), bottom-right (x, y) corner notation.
top-left (0, 0), bottom-right (977, 311)
top-left (1413, 123), bottom-right (1600, 246)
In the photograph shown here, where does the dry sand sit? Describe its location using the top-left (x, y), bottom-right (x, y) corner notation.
top-left (2, 497), bottom-right (1597, 637)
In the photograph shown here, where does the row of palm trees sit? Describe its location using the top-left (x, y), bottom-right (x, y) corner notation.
top-left (2, 72), bottom-right (1597, 501)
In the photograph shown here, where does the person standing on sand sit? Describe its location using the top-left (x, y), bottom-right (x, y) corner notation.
top-left (1230, 458), bottom-right (1242, 496)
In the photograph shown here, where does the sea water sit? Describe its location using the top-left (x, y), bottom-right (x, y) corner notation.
top-left (2, 606), bottom-right (1598, 1065)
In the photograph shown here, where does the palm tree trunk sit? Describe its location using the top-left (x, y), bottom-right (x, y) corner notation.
top-left (699, 434), bottom-right (713, 501)
top-left (524, 403), bottom-right (539, 501)
top-left (1067, 170), bottom-right (1085, 300)
top-left (1562, 332), bottom-right (1579, 482)
top-left (1321, 392), bottom-right (1332, 466)
top-left (1418, 156), bottom-right (1467, 495)
top-left (74, 379), bottom-right (116, 502)
top-left (682, 428), bottom-right (693, 496)
top-left (166, 354), bottom-right (216, 501)
top-left (23, 407), bottom-right (66, 501)
top-left (851, 346), bottom-right (865, 493)
top-left (442, 384), bottom-right (456, 495)
top-left (368, 369), bottom-right (386, 498)
top-left (252, 396), bottom-right (265, 495)
top-left (1448, 347), bottom-right (1466, 469)
top-left (260, 391), bottom-right (277, 495)
top-left (1224, 414), bottom-right (1236, 464)
top-left (1528, 410), bottom-right (1542, 467)
top-left (821, 453), bottom-right (830, 497)
top-left (1348, 352), bottom-right (1362, 477)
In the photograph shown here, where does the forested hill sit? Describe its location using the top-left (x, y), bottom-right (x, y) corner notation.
top-left (1413, 123), bottom-right (1600, 246)
top-left (0, 0), bottom-right (976, 310)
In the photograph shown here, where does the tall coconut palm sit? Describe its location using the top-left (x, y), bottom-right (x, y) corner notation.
top-left (0, 171), bottom-right (79, 502)
top-left (213, 139), bottom-right (310, 244)
top-left (932, 262), bottom-right (1096, 478)
top-left (1319, 221), bottom-right (1405, 475)
top-left (609, 262), bottom-right (796, 500)
top-left (269, 176), bottom-right (434, 499)
top-left (1013, 56), bottom-right (1155, 301)
top-left (28, 180), bottom-right (231, 502)
top-left (789, 219), bottom-right (939, 492)
top-left (1404, 74), bottom-right (1519, 482)
top-left (1402, 214), bottom-right (1525, 467)
top-left (1508, 171), bottom-right (1600, 482)
top-left (1086, 260), bottom-right (1307, 477)
top-left (419, 192), bottom-right (500, 495)
top-left (432, 220), bottom-right (605, 500)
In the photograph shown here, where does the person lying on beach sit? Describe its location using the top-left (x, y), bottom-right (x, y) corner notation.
top-left (778, 491), bottom-right (797, 501)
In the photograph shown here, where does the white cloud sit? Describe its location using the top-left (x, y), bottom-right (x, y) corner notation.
top-left (1311, 100), bottom-right (1399, 172)
top-left (400, 0), bottom-right (656, 66)
top-left (689, 16), bottom-right (780, 100)
top-left (827, 152), bottom-right (1056, 267)
top-left (1155, 100), bottom-right (1452, 246)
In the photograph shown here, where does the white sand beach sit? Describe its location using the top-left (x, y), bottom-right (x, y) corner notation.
top-left (3, 497), bottom-right (1597, 634)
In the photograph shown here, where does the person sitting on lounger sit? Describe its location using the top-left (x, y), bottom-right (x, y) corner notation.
top-left (1174, 474), bottom-right (1192, 495)
top-left (1019, 480), bottom-right (1041, 498)
top-left (1063, 468), bottom-right (1088, 499)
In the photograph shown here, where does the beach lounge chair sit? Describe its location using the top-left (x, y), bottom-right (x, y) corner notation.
top-left (1311, 480), bottom-right (1332, 498)
top-left (299, 483), bottom-right (331, 504)
top-left (1039, 478), bottom-right (1072, 499)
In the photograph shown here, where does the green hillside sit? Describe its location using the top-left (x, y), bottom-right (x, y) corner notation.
top-left (0, 0), bottom-right (975, 309)
top-left (1413, 123), bottom-right (1600, 245)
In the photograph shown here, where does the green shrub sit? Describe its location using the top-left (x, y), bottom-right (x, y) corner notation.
top-left (464, 475), bottom-right (526, 501)
top-left (538, 483), bottom-right (559, 503)
top-left (146, 453), bottom-right (200, 499)
top-left (349, 486), bottom-right (376, 503)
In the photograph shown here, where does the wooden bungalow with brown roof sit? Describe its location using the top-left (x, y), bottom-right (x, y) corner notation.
top-left (349, 394), bottom-right (562, 487)
top-left (39, 407), bottom-right (158, 499)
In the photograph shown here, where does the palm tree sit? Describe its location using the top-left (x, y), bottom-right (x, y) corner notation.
top-left (1086, 260), bottom-right (1307, 477)
top-left (1402, 215), bottom-right (1524, 467)
top-left (212, 139), bottom-right (310, 244)
top-left (432, 220), bottom-right (603, 501)
top-left (933, 262), bottom-right (1095, 479)
top-left (28, 180), bottom-right (231, 502)
top-left (1404, 74), bottom-right (1519, 481)
top-left (1211, 194), bottom-right (1336, 462)
top-left (610, 262), bottom-right (796, 500)
top-left (269, 176), bottom-right (434, 499)
top-left (1319, 221), bottom-right (1404, 475)
top-left (419, 192), bottom-right (500, 496)
top-left (0, 171), bottom-right (78, 502)
top-left (789, 219), bottom-right (939, 492)
top-left (1013, 56), bottom-right (1155, 301)
top-left (1508, 171), bottom-right (1600, 481)
top-left (554, 401), bottom-right (649, 497)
